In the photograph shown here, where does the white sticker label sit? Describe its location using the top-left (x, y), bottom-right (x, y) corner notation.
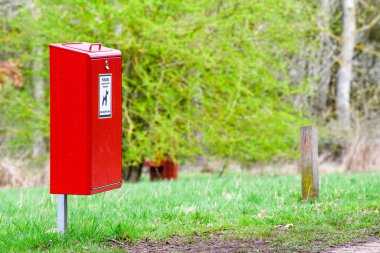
top-left (99, 74), bottom-right (112, 118)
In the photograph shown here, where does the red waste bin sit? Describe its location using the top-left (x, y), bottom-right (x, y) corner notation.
top-left (145, 158), bottom-right (178, 181)
top-left (50, 42), bottom-right (122, 195)
top-left (161, 160), bottom-right (178, 179)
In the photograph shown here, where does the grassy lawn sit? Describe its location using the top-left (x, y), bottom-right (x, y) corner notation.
top-left (0, 172), bottom-right (380, 252)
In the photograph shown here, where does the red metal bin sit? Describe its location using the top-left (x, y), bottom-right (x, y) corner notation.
top-left (50, 42), bottom-right (122, 195)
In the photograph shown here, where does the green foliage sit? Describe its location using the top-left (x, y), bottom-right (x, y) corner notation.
top-left (0, 84), bottom-right (49, 155)
top-left (0, 173), bottom-right (380, 252)
top-left (0, 0), bottom-right (314, 163)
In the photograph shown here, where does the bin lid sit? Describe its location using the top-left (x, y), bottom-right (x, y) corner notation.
top-left (50, 42), bottom-right (121, 59)
top-left (62, 42), bottom-right (113, 53)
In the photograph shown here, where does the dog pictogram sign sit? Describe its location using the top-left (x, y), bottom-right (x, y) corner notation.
top-left (99, 74), bottom-right (112, 118)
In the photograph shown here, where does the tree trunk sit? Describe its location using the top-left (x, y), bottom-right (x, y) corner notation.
top-left (193, 86), bottom-right (210, 171)
top-left (24, 1), bottom-right (46, 158)
top-left (317, 0), bottom-right (335, 111)
top-left (337, 0), bottom-right (356, 130)
top-left (123, 163), bottom-right (143, 182)
top-left (32, 46), bottom-right (46, 158)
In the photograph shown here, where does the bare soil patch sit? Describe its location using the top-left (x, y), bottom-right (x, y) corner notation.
top-left (109, 235), bottom-right (270, 253)
top-left (108, 233), bottom-right (380, 253)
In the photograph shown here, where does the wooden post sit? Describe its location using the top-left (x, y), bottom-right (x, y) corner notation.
top-left (300, 126), bottom-right (319, 200)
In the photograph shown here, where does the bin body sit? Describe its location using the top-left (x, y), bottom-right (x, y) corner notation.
top-left (50, 42), bottom-right (122, 195)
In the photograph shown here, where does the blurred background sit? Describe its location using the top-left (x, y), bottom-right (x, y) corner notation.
top-left (1, 0), bottom-right (380, 187)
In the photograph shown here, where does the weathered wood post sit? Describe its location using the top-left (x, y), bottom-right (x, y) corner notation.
top-left (300, 126), bottom-right (319, 200)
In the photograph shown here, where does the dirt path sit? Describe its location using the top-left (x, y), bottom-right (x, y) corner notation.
top-left (323, 239), bottom-right (380, 253)
top-left (111, 236), bottom-right (380, 252)
top-left (125, 239), bottom-right (269, 253)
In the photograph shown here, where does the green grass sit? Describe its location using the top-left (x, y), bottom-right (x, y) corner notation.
top-left (1, 172), bottom-right (380, 252)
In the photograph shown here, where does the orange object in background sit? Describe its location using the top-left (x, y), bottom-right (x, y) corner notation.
top-left (144, 157), bottom-right (178, 181)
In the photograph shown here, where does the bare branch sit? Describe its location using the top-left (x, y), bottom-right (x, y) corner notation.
top-left (357, 14), bottom-right (380, 33)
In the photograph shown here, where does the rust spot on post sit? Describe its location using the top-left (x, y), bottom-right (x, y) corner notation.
top-left (300, 126), bottom-right (319, 200)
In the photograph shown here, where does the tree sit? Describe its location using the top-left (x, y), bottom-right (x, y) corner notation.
top-left (337, 0), bottom-right (356, 130)
top-left (317, 0), bottom-right (336, 111)
top-left (24, 1), bottom-right (46, 158)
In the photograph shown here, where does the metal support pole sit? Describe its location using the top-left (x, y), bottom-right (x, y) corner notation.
top-left (57, 194), bottom-right (67, 234)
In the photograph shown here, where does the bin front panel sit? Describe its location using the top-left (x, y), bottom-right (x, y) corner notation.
top-left (90, 57), bottom-right (122, 191)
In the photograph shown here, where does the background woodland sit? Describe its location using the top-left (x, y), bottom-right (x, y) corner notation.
top-left (1, 0), bottom-right (380, 182)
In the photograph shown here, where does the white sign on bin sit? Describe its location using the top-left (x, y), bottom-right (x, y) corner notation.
top-left (99, 74), bottom-right (112, 118)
